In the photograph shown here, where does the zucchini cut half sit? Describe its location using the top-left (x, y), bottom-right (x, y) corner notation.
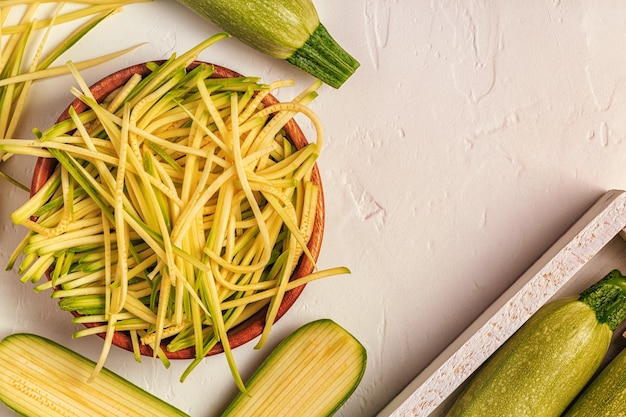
top-left (0, 333), bottom-right (189, 417)
top-left (222, 319), bottom-right (366, 417)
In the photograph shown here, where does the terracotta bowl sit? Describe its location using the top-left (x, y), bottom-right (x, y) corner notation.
top-left (31, 61), bottom-right (325, 359)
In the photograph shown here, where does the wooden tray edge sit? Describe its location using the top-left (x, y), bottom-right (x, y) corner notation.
top-left (377, 189), bottom-right (626, 417)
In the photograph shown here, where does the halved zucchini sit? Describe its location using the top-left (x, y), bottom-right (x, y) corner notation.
top-left (0, 333), bottom-right (189, 417)
top-left (221, 319), bottom-right (367, 416)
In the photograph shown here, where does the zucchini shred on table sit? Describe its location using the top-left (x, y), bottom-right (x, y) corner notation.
top-left (2, 35), bottom-right (349, 390)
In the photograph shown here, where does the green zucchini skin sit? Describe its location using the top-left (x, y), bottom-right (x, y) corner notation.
top-left (175, 0), bottom-right (317, 58)
top-left (174, 0), bottom-right (359, 88)
top-left (563, 346), bottom-right (626, 417)
top-left (445, 299), bottom-right (612, 417)
top-left (445, 269), bottom-right (626, 417)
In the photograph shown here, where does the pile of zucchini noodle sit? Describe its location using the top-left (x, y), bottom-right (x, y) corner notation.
top-left (2, 35), bottom-right (349, 389)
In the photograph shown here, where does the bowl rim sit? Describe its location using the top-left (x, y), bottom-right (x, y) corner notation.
top-left (30, 61), bottom-right (325, 359)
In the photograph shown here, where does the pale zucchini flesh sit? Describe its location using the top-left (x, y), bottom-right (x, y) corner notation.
top-left (0, 333), bottom-right (189, 417)
top-left (221, 319), bottom-right (366, 417)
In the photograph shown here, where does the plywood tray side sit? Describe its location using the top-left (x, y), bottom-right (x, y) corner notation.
top-left (377, 189), bottom-right (626, 417)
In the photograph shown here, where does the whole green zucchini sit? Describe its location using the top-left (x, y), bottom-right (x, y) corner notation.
top-left (174, 0), bottom-right (359, 88)
top-left (563, 344), bottom-right (626, 416)
top-left (445, 269), bottom-right (626, 417)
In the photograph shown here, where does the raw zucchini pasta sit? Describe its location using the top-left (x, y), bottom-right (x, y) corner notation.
top-left (3, 35), bottom-right (349, 390)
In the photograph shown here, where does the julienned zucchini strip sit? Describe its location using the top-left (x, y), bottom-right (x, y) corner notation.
top-left (0, 333), bottom-right (189, 417)
top-left (0, 0), bottom-right (149, 185)
top-left (1, 35), bottom-right (350, 389)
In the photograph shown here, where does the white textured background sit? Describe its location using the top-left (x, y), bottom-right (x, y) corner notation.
top-left (3, 1), bottom-right (626, 416)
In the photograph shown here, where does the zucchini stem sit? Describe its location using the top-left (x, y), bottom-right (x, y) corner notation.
top-left (579, 269), bottom-right (626, 331)
top-left (286, 23), bottom-right (360, 89)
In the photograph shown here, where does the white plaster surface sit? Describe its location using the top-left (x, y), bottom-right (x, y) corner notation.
top-left (3, 1), bottom-right (626, 416)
